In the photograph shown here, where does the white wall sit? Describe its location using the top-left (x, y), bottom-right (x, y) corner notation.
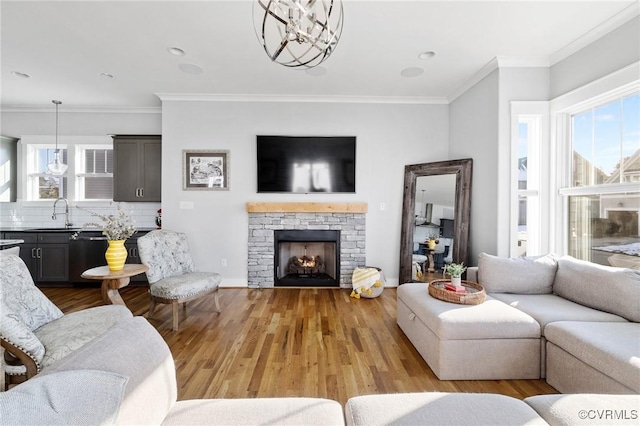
top-left (161, 100), bottom-right (449, 286)
top-left (550, 16), bottom-right (640, 99)
top-left (449, 70), bottom-right (500, 264)
top-left (0, 110), bottom-right (161, 138)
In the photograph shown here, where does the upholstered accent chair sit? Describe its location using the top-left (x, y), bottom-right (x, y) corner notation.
top-left (137, 230), bottom-right (221, 331)
top-left (0, 252), bottom-right (133, 389)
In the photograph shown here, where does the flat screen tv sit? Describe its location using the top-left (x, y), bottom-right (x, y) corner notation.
top-left (257, 136), bottom-right (356, 193)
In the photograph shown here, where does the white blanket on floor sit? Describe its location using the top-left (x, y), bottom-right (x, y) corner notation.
top-left (352, 267), bottom-right (381, 295)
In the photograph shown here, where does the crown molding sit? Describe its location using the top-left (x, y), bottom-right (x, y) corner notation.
top-left (0, 105), bottom-right (161, 114)
top-left (447, 56), bottom-right (552, 103)
top-left (550, 2), bottom-right (640, 66)
top-left (155, 93), bottom-right (449, 105)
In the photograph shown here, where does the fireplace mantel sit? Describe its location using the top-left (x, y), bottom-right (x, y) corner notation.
top-left (246, 202), bottom-right (368, 214)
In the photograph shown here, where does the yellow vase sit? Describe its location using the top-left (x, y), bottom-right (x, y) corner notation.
top-left (105, 240), bottom-right (127, 271)
top-left (428, 239), bottom-right (436, 250)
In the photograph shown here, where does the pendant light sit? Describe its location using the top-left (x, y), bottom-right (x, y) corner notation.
top-left (47, 100), bottom-right (67, 175)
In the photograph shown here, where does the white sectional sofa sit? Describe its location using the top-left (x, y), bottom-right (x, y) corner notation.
top-left (397, 253), bottom-right (640, 394)
top-left (2, 311), bottom-right (638, 425)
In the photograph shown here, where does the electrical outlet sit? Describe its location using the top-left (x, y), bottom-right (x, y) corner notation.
top-left (221, 258), bottom-right (227, 267)
top-left (380, 203), bottom-right (386, 211)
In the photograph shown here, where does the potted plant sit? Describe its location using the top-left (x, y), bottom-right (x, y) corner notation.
top-left (443, 262), bottom-right (467, 288)
top-left (72, 204), bottom-right (137, 271)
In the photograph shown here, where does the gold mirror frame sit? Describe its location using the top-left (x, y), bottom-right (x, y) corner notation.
top-left (399, 159), bottom-right (473, 284)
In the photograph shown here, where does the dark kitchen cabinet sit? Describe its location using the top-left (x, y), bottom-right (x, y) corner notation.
top-left (69, 231), bottom-right (108, 283)
top-left (124, 232), bottom-right (148, 282)
top-left (5, 232), bottom-right (69, 284)
top-left (113, 135), bottom-right (161, 202)
top-left (440, 219), bottom-right (455, 239)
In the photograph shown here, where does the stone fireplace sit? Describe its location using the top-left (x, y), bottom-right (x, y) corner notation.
top-left (246, 203), bottom-right (367, 288)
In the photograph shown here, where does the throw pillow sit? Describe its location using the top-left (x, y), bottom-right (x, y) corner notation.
top-left (554, 255), bottom-right (640, 322)
top-left (478, 252), bottom-right (558, 294)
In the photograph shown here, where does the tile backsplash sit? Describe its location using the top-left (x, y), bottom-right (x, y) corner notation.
top-left (0, 201), bottom-right (161, 230)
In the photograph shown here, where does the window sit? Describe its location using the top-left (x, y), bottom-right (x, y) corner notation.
top-left (511, 102), bottom-right (548, 257)
top-left (27, 147), bottom-right (68, 200)
top-left (22, 135), bottom-right (113, 202)
top-left (559, 90), bottom-right (640, 266)
top-left (76, 146), bottom-right (113, 200)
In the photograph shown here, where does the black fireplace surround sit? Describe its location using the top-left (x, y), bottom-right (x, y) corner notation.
top-left (274, 230), bottom-right (340, 287)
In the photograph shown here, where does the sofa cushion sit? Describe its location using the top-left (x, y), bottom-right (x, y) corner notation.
top-left (345, 392), bottom-right (547, 426)
top-left (525, 394), bottom-right (640, 426)
top-left (0, 369), bottom-right (127, 425)
top-left (41, 317), bottom-right (177, 426)
top-left (35, 305), bottom-right (133, 368)
top-left (478, 252), bottom-right (558, 294)
top-left (553, 255), bottom-right (640, 322)
top-left (398, 284), bottom-right (540, 340)
top-left (163, 398), bottom-right (345, 426)
top-left (545, 321), bottom-right (640, 392)
top-left (490, 293), bottom-right (627, 333)
top-left (150, 271), bottom-right (221, 300)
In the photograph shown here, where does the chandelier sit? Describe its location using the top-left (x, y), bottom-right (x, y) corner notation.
top-left (253, 0), bottom-right (344, 69)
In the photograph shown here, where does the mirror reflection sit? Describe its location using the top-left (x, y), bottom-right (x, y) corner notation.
top-left (399, 159), bottom-right (472, 284)
top-left (412, 175), bottom-right (456, 280)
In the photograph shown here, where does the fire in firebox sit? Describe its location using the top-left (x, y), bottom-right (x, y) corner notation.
top-left (288, 255), bottom-right (325, 275)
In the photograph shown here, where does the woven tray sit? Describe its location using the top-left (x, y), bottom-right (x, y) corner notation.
top-left (428, 279), bottom-right (486, 305)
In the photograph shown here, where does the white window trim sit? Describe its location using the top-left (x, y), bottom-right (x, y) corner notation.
top-left (19, 135), bottom-right (112, 205)
top-left (510, 101), bottom-right (550, 257)
top-left (550, 61), bottom-right (640, 255)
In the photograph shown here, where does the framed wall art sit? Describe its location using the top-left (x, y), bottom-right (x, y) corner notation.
top-left (183, 150), bottom-right (230, 190)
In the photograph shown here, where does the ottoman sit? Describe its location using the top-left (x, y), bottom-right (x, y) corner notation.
top-left (346, 392), bottom-right (547, 426)
top-left (397, 283), bottom-right (541, 380)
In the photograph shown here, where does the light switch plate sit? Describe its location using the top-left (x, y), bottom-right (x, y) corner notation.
top-left (179, 201), bottom-right (194, 209)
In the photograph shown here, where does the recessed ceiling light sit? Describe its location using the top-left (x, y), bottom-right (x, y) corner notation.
top-left (400, 67), bottom-right (424, 78)
top-left (11, 71), bottom-right (31, 79)
top-left (305, 66), bottom-right (328, 77)
top-left (179, 63), bottom-right (204, 75)
top-left (418, 51), bottom-right (436, 60)
top-left (168, 47), bottom-right (185, 56)
top-left (98, 72), bottom-right (115, 79)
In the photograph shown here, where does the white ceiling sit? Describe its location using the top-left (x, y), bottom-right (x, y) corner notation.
top-left (1, 0), bottom-right (637, 110)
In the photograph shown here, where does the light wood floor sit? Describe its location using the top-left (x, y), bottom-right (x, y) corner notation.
top-left (42, 285), bottom-right (557, 405)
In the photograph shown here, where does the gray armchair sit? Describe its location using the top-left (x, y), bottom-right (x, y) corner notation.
top-left (0, 252), bottom-right (132, 389)
top-left (137, 230), bottom-right (221, 331)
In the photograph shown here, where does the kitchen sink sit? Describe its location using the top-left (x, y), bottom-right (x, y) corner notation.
top-left (25, 227), bottom-right (82, 232)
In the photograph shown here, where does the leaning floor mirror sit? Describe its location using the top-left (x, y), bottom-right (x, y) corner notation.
top-left (399, 159), bottom-right (473, 284)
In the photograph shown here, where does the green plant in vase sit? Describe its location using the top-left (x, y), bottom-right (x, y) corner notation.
top-left (443, 262), bottom-right (467, 288)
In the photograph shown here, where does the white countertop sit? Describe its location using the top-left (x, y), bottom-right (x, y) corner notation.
top-left (0, 239), bottom-right (24, 247)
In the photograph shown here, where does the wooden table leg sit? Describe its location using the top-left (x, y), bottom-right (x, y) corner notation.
top-left (101, 277), bottom-right (131, 306)
top-left (427, 252), bottom-right (435, 272)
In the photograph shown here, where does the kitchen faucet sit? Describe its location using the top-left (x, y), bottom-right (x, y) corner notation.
top-left (52, 197), bottom-right (73, 228)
